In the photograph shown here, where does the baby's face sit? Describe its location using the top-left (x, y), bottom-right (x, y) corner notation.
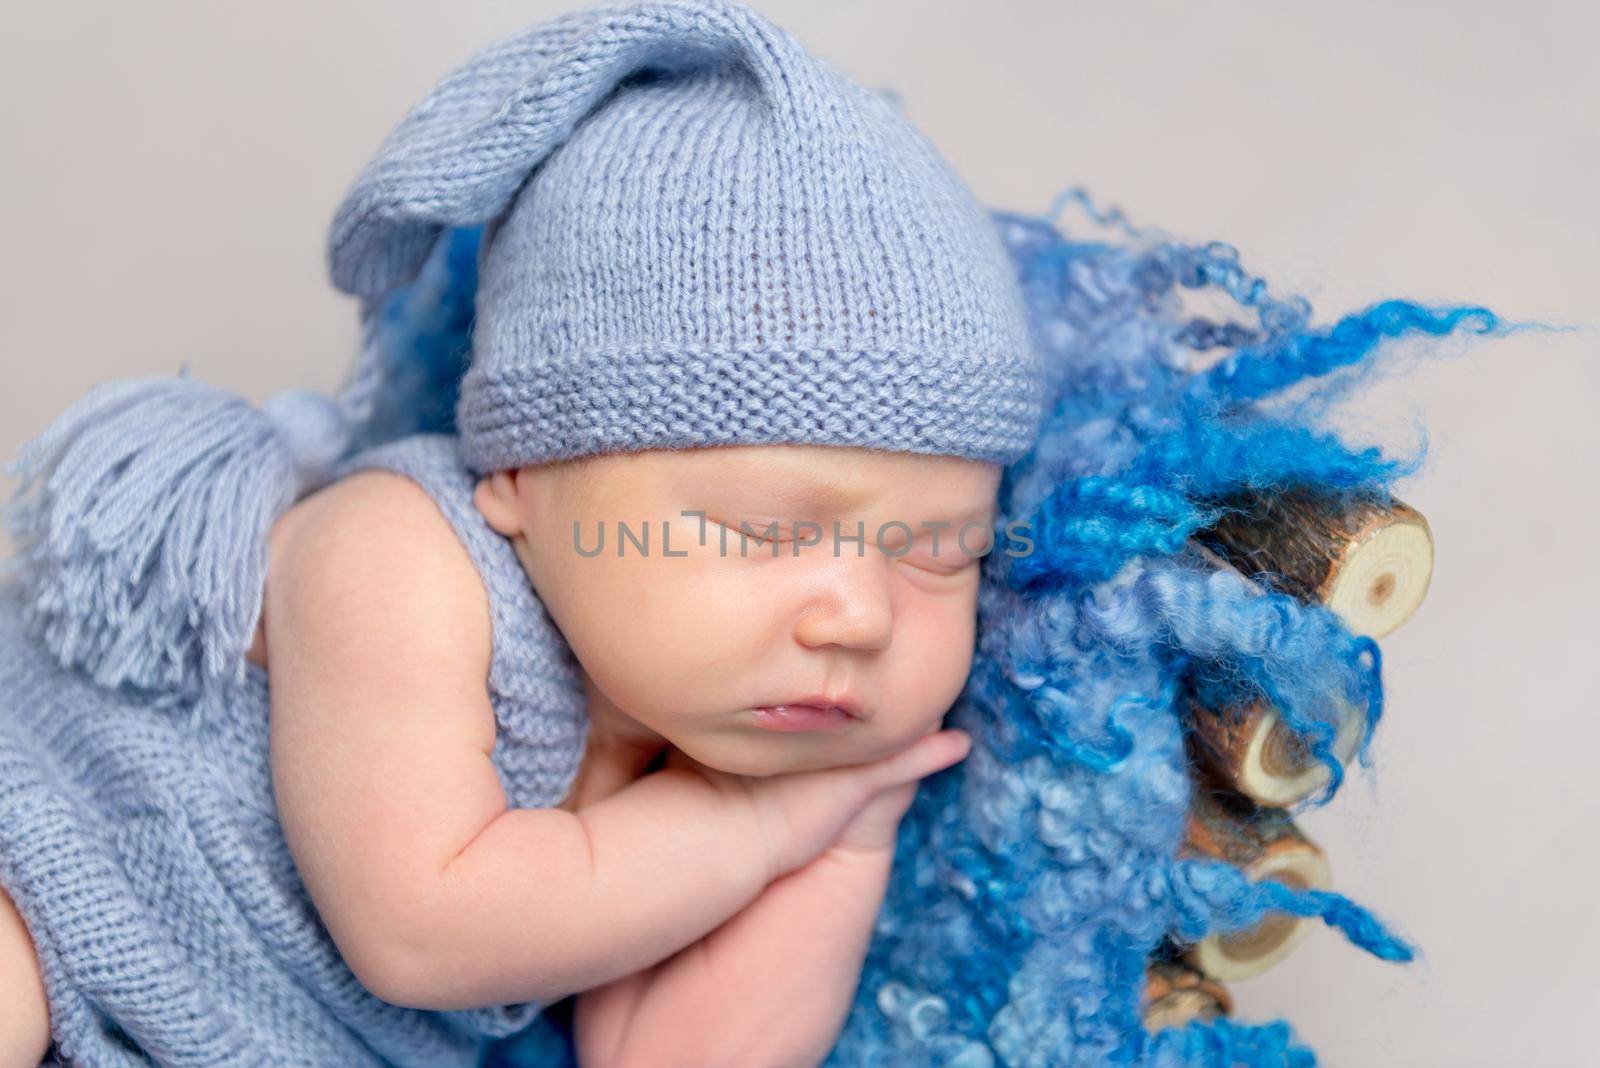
top-left (475, 444), bottom-right (1000, 776)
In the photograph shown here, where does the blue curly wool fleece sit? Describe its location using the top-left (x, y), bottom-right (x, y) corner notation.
top-left (810, 200), bottom-right (1501, 1067)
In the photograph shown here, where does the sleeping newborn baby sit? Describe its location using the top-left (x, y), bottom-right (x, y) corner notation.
top-left (1, 436), bottom-right (991, 1066)
top-left (0, 2), bottom-right (1045, 1064)
top-left (255, 439), bottom-right (990, 1064)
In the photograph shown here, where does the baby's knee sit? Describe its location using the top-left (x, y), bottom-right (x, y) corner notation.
top-left (0, 881), bottom-right (51, 1067)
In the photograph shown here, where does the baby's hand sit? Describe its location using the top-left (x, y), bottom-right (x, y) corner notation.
top-left (577, 731), bottom-right (970, 1066)
top-left (830, 778), bottom-right (924, 856)
top-left (664, 730), bottom-right (972, 882)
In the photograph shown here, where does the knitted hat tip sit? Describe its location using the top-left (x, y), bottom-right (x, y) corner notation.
top-left (328, 0), bottom-right (1045, 472)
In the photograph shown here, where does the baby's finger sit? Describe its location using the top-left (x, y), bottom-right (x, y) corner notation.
top-left (858, 729), bottom-right (972, 792)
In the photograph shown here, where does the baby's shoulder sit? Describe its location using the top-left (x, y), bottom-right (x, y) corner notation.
top-left (252, 467), bottom-right (492, 674)
top-left (288, 465), bottom-right (475, 553)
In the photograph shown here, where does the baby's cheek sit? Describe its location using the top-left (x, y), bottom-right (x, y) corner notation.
top-left (590, 556), bottom-right (751, 704)
top-left (890, 593), bottom-right (979, 729)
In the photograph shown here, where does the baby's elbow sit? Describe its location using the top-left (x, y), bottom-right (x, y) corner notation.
top-left (327, 878), bottom-right (463, 1008)
top-left (341, 922), bottom-right (443, 1009)
top-left (354, 947), bottom-right (574, 1012)
top-left (339, 902), bottom-right (574, 1011)
top-left (318, 818), bottom-right (590, 1009)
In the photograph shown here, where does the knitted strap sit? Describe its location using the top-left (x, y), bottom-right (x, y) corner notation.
top-left (331, 433), bottom-right (589, 813)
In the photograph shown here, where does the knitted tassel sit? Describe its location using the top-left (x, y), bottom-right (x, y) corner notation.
top-left (4, 373), bottom-right (353, 715)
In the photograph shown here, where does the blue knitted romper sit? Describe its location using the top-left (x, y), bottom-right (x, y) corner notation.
top-left (0, 433), bottom-right (589, 1066)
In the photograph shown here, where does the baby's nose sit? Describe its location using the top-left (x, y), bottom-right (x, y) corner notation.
top-left (793, 558), bottom-right (894, 652)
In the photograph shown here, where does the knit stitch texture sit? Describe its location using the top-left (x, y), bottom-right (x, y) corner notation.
top-left (328, 0), bottom-right (1046, 472)
top-left (0, 434), bottom-right (585, 1066)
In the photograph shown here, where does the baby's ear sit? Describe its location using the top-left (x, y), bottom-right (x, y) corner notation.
top-left (473, 469), bottom-right (525, 535)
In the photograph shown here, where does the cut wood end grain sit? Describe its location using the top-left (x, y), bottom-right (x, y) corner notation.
top-left (1323, 503), bottom-right (1434, 638)
top-left (1198, 491), bottom-right (1435, 639)
top-left (1180, 791), bottom-right (1333, 982)
top-left (1191, 694), bottom-right (1366, 808)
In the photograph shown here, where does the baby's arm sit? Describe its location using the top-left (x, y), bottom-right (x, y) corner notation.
top-left (574, 761), bottom-right (934, 1068)
top-left (263, 471), bottom-right (964, 1010)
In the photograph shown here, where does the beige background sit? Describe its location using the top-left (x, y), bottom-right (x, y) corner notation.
top-left (2, 2), bottom-right (1595, 1065)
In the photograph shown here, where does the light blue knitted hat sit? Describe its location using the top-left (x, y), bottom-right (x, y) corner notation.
top-left (330, 0), bottom-right (1044, 470)
top-left (5, 0), bottom-right (1043, 708)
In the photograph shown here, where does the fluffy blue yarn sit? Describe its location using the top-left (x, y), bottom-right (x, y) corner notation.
top-left (357, 191), bottom-right (1506, 1066)
top-left (349, 224), bottom-right (484, 449)
top-left (811, 197), bottom-right (1501, 1068)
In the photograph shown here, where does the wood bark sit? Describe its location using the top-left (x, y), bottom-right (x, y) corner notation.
top-left (1142, 959), bottom-right (1232, 1031)
top-left (1195, 488), bottom-right (1434, 639)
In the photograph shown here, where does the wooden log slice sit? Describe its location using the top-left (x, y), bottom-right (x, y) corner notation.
top-left (1179, 790), bottom-right (1333, 982)
top-left (1187, 693), bottom-right (1365, 808)
top-left (1198, 489), bottom-right (1434, 639)
top-left (1142, 959), bottom-right (1233, 1031)
top-left (1183, 543), bottom-right (1367, 807)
